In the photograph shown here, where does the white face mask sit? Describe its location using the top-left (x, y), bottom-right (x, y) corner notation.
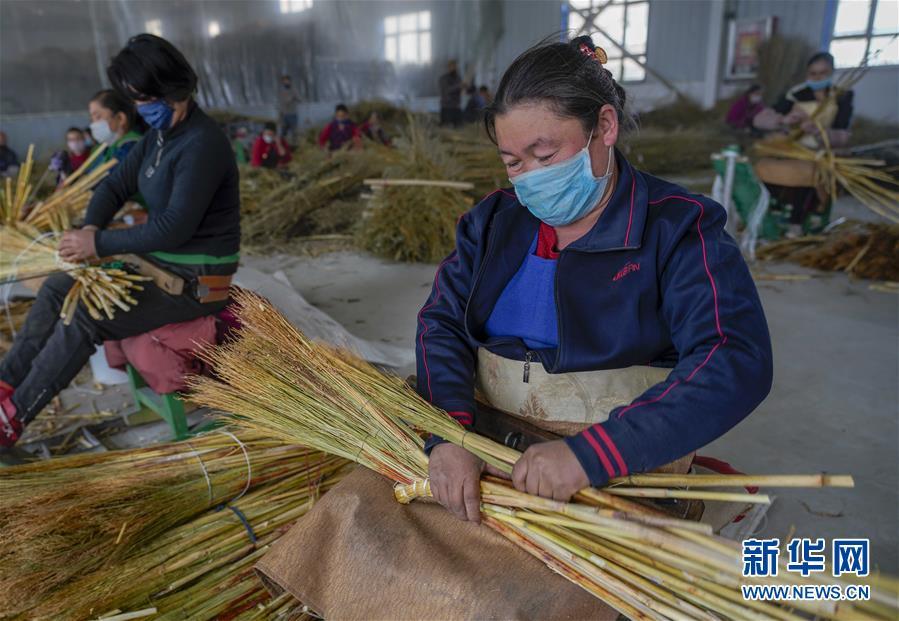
top-left (67, 140), bottom-right (86, 155)
top-left (90, 119), bottom-right (115, 145)
top-left (262, 134), bottom-right (274, 144)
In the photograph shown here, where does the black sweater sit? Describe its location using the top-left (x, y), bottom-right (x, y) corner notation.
top-left (85, 104), bottom-right (240, 276)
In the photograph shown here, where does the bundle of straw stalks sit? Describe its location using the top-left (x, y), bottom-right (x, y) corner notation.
top-left (191, 290), bottom-right (898, 621)
top-left (241, 146), bottom-right (400, 246)
top-left (0, 227), bottom-right (150, 325)
top-left (755, 135), bottom-right (899, 224)
top-left (357, 116), bottom-right (472, 263)
top-left (755, 35), bottom-right (816, 108)
top-left (623, 127), bottom-right (734, 176)
top-left (1, 143), bottom-right (116, 232)
top-left (25, 453), bottom-right (348, 620)
top-left (239, 165), bottom-right (289, 216)
top-left (757, 220), bottom-right (899, 281)
top-left (0, 430), bottom-right (317, 614)
top-left (440, 124), bottom-right (509, 197)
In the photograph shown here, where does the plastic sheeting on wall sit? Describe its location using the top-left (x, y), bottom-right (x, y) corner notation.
top-left (0, 0), bottom-right (510, 115)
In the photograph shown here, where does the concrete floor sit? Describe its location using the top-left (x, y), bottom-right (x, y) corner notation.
top-left (244, 200), bottom-right (899, 574)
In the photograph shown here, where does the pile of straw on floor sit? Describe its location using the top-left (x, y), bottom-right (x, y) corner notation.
top-left (757, 220), bottom-right (899, 281)
top-left (190, 290), bottom-right (898, 621)
top-left (357, 117), bottom-right (473, 263)
top-left (240, 146), bottom-right (399, 248)
top-left (0, 430), bottom-right (348, 619)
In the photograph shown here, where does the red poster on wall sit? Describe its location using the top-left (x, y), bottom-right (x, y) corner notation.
top-left (726, 17), bottom-right (776, 79)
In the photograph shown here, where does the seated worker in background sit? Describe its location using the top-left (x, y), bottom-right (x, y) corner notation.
top-left (88, 89), bottom-right (145, 169)
top-left (49, 127), bottom-right (90, 186)
top-left (0, 132), bottom-right (18, 178)
top-left (318, 104), bottom-right (361, 151)
top-left (0, 33), bottom-right (240, 448)
top-left (251, 122), bottom-right (292, 168)
top-left (726, 84), bottom-right (764, 131)
top-left (231, 126), bottom-right (249, 164)
top-left (753, 52), bottom-right (853, 233)
top-left (753, 52), bottom-right (853, 149)
top-left (359, 111), bottom-right (391, 146)
top-left (463, 85), bottom-right (491, 123)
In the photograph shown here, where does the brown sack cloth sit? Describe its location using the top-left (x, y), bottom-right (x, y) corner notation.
top-left (256, 467), bottom-right (618, 621)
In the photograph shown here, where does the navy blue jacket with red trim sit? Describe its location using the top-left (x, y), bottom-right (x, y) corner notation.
top-left (415, 150), bottom-right (773, 486)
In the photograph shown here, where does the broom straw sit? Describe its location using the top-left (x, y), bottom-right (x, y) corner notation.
top-left (190, 290), bottom-right (895, 621)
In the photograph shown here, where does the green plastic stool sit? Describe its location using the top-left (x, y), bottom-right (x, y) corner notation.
top-left (126, 364), bottom-right (190, 441)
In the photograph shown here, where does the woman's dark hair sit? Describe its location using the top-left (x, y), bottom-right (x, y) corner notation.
top-left (484, 35), bottom-right (632, 143)
top-left (263, 121), bottom-right (277, 132)
top-left (91, 89), bottom-right (145, 133)
top-left (66, 127), bottom-right (84, 136)
top-left (107, 34), bottom-right (198, 102)
top-left (807, 51), bottom-right (835, 68)
top-left (335, 103), bottom-right (349, 113)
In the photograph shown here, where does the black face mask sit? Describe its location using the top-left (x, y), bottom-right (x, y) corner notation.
top-left (282, 83), bottom-right (291, 89)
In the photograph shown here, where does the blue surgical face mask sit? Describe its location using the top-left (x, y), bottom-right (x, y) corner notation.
top-left (806, 77), bottom-right (832, 91)
top-left (137, 100), bottom-right (174, 130)
top-left (510, 138), bottom-right (614, 227)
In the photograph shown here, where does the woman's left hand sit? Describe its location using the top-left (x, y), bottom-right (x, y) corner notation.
top-left (511, 439), bottom-right (590, 501)
top-left (58, 228), bottom-right (98, 263)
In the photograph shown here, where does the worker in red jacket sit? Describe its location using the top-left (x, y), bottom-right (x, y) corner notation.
top-left (250, 122), bottom-right (292, 168)
top-left (318, 104), bottom-right (361, 151)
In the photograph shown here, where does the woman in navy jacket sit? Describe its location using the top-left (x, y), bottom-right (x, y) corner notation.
top-left (418, 36), bottom-right (773, 522)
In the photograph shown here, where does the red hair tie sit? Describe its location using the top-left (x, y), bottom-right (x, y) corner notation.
top-left (578, 42), bottom-right (608, 65)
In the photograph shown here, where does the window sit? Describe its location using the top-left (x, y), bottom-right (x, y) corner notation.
top-left (280, 0), bottom-right (312, 14)
top-left (145, 19), bottom-right (162, 37)
top-left (830, 0), bottom-right (898, 68)
top-left (207, 20), bottom-right (221, 38)
top-left (384, 11), bottom-right (432, 65)
top-left (568, 0), bottom-right (649, 82)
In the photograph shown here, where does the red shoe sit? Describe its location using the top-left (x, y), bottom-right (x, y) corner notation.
top-left (0, 395), bottom-right (21, 448)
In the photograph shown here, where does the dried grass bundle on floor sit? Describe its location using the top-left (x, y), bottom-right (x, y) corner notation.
top-left (357, 116), bottom-right (471, 263)
top-left (1, 143), bottom-right (115, 232)
top-left (0, 227), bottom-right (150, 325)
top-left (190, 291), bottom-right (895, 621)
top-left (623, 127), bottom-right (734, 176)
top-left (755, 35), bottom-right (815, 108)
top-left (241, 146), bottom-right (399, 246)
top-left (239, 165), bottom-right (289, 215)
top-left (440, 124), bottom-right (509, 197)
top-left (26, 455), bottom-right (348, 620)
top-left (357, 184), bottom-right (470, 263)
top-left (0, 431), bottom-right (314, 614)
top-left (757, 220), bottom-right (899, 281)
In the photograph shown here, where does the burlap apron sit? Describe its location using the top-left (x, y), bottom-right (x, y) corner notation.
top-left (256, 467), bottom-right (618, 620)
top-left (476, 348), bottom-right (694, 473)
top-left (255, 350), bottom-right (696, 618)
